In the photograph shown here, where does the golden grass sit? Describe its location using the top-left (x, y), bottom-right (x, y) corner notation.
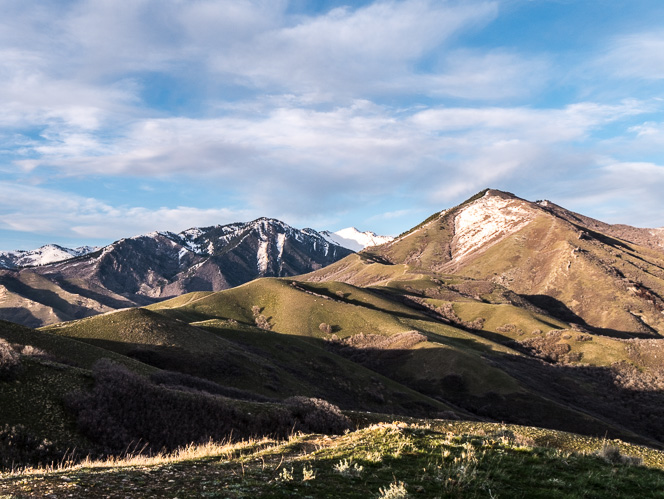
top-left (3, 436), bottom-right (281, 477)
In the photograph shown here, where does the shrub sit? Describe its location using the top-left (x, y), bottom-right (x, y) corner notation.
top-left (20, 345), bottom-right (50, 358)
top-left (598, 444), bottom-right (643, 466)
top-left (0, 338), bottom-right (21, 381)
top-left (333, 458), bottom-right (363, 477)
top-left (285, 396), bottom-right (352, 434)
top-left (0, 424), bottom-right (64, 471)
top-left (378, 480), bottom-right (408, 499)
top-left (255, 314), bottom-right (271, 330)
top-left (67, 360), bottom-right (350, 453)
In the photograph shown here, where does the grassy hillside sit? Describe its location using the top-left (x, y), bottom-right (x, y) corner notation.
top-left (450, 214), bottom-right (664, 335)
top-left (141, 278), bottom-right (664, 447)
top-left (3, 419), bottom-right (664, 498)
top-left (41, 304), bottom-right (456, 417)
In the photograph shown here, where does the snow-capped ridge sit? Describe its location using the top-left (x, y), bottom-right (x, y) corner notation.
top-left (0, 244), bottom-right (100, 269)
top-left (321, 227), bottom-right (394, 252)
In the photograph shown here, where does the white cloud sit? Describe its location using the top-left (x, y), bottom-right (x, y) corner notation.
top-left (208, 0), bottom-right (500, 97)
top-left (550, 160), bottom-right (664, 228)
top-left (603, 33), bottom-right (664, 80)
top-left (1, 0), bottom-right (663, 241)
top-left (0, 182), bottom-right (251, 241)
top-left (13, 98), bottom-right (647, 223)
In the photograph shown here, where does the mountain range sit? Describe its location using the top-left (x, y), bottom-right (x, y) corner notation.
top-left (0, 219), bottom-right (359, 327)
top-left (4, 188), bottom-right (664, 478)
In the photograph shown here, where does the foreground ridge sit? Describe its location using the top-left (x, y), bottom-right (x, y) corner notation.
top-left (3, 420), bottom-right (664, 498)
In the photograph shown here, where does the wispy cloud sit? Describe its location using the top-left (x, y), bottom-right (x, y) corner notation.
top-left (602, 32), bottom-right (664, 80)
top-left (0, 182), bottom-right (251, 241)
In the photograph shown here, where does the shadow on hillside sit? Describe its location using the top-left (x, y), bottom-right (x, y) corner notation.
top-left (0, 274), bottom-right (98, 322)
top-left (61, 315), bottom-right (664, 449)
top-left (70, 332), bottom-right (446, 419)
top-left (52, 279), bottom-right (137, 310)
top-left (0, 307), bottom-right (41, 329)
top-left (521, 294), bottom-right (655, 339)
top-left (293, 282), bottom-right (442, 323)
top-left (321, 336), bottom-right (664, 449)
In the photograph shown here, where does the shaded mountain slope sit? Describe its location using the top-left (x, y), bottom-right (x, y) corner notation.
top-left (42, 306), bottom-right (453, 417)
top-left (0, 218), bottom-right (352, 327)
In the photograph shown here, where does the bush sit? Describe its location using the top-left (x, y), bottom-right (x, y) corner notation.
top-left (255, 315), bottom-right (271, 330)
top-left (598, 444), bottom-right (643, 466)
top-left (285, 396), bottom-right (352, 434)
top-left (0, 338), bottom-right (21, 381)
top-left (0, 424), bottom-right (64, 471)
top-left (67, 360), bottom-right (351, 453)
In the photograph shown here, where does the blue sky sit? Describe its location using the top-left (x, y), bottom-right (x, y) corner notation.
top-left (1, 0), bottom-right (664, 251)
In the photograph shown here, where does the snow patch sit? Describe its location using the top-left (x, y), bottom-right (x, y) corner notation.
top-left (178, 248), bottom-right (189, 261)
top-left (321, 227), bottom-right (393, 252)
top-left (257, 239), bottom-right (269, 273)
top-left (453, 196), bottom-right (535, 261)
top-left (276, 233), bottom-right (285, 260)
top-left (0, 244), bottom-right (100, 268)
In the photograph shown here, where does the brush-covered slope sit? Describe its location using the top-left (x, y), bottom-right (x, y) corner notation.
top-left (1, 218), bottom-right (352, 327)
top-left (1, 317), bottom-right (369, 470)
top-left (42, 306), bottom-right (453, 417)
top-left (145, 277), bottom-right (664, 447)
top-left (0, 319), bottom-right (157, 452)
top-left (356, 189), bottom-right (664, 336)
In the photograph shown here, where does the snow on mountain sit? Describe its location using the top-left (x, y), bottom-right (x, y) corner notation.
top-left (0, 244), bottom-right (100, 269)
top-left (452, 191), bottom-right (536, 261)
top-left (321, 227), bottom-right (394, 252)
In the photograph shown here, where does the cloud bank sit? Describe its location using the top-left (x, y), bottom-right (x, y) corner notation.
top-left (1, 0), bottom-right (663, 249)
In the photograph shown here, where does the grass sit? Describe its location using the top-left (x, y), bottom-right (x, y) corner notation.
top-left (4, 420), bottom-right (664, 498)
top-left (0, 359), bottom-right (94, 451)
top-left (450, 214), bottom-right (664, 335)
top-left (33, 298), bottom-right (458, 418)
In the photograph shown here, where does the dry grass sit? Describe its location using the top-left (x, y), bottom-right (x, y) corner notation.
top-left (4, 436), bottom-right (280, 477)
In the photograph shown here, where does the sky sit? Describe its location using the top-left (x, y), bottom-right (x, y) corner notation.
top-left (2, 0), bottom-right (664, 251)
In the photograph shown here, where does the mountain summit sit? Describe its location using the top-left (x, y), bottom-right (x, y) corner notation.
top-left (320, 227), bottom-right (394, 251)
top-left (0, 244), bottom-right (99, 269)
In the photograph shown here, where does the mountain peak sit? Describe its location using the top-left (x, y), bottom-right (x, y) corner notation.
top-left (482, 188), bottom-right (519, 200)
top-left (321, 227), bottom-right (394, 252)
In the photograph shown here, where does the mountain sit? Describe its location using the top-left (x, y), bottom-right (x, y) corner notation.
top-left (320, 227), bottom-right (394, 251)
top-left (0, 218), bottom-right (352, 327)
top-left (0, 244), bottom-right (99, 269)
top-left (316, 189), bottom-right (664, 336)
